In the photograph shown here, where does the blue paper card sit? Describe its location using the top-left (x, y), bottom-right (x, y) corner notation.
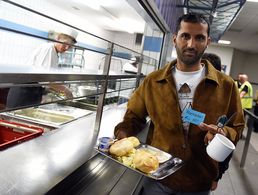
top-left (182, 108), bottom-right (205, 125)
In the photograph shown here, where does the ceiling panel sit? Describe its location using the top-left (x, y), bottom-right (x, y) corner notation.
top-left (178, 0), bottom-right (246, 42)
top-left (221, 1), bottom-right (258, 53)
top-left (45, 0), bottom-right (146, 33)
top-left (33, 0), bottom-right (258, 53)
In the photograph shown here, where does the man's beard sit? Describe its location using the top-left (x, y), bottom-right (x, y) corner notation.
top-left (176, 46), bottom-right (205, 66)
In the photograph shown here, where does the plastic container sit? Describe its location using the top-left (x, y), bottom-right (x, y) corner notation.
top-left (0, 119), bottom-right (43, 150)
top-left (98, 137), bottom-right (115, 152)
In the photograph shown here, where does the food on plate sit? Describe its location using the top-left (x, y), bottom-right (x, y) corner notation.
top-left (108, 137), bottom-right (162, 174)
top-left (133, 150), bottom-right (159, 173)
top-left (127, 136), bottom-right (140, 147)
top-left (109, 138), bottom-right (134, 157)
top-left (117, 148), bottom-right (136, 168)
top-left (139, 148), bottom-right (171, 163)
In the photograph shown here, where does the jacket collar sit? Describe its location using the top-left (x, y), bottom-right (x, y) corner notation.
top-left (154, 59), bottom-right (220, 85)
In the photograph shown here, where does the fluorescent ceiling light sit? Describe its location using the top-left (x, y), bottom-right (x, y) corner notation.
top-left (73, 0), bottom-right (109, 10)
top-left (218, 40), bottom-right (231, 45)
top-left (102, 17), bottom-right (144, 34)
top-left (247, 0), bottom-right (258, 2)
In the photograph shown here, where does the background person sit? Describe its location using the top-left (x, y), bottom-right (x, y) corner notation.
top-left (114, 13), bottom-right (244, 195)
top-left (123, 56), bottom-right (139, 74)
top-left (6, 29), bottom-right (77, 108)
top-left (27, 28), bottom-right (78, 70)
top-left (202, 53), bottom-right (221, 71)
top-left (236, 73), bottom-right (253, 111)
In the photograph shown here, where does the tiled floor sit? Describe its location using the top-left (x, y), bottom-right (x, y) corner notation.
top-left (250, 132), bottom-right (258, 153)
top-left (212, 130), bottom-right (258, 195)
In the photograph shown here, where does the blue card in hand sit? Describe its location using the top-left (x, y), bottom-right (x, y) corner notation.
top-left (182, 108), bottom-right (205, 125)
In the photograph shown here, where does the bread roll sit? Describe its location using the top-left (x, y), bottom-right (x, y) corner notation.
top-left (109, 138), bottom-right (134, 157)
top-left (133, 150), bottom-right (159, 173)
top-left (127, 136), bottom-right (140, 147)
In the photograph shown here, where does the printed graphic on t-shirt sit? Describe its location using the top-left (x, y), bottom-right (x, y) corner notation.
top-left (178, 83), bottom-right (193, 132)
top-left (178, 82), bottom-right (193, 111)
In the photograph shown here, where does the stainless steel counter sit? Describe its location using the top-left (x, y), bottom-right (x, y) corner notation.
top-left (0, 114), bottom-right (96, 195)
top-left (0, 104), bottom-right (130, 195)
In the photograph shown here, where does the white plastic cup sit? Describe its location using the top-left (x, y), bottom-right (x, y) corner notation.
top-left (206, 134), bottom-right (235, 162)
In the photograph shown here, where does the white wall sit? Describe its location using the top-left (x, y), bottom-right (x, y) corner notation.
top-left (0, 0), bottom-right (114, 71)
top-left (209, 46), bottom-right (258, 95)
top-left (230, 49), bottom-right (247, 80)
top-left (230, 50), bottom-right (258, 94)
top-left (0, 0), bottom-right (150, 72)
top-left (241, 53), bottom-right (258, 83)
top-left (0, 0), bottom-right (162, 74)
top-left (112, 31), bottom-right (142, 53)
top-left (112, 27), bottom-right (162, 75)
top-left (206, 45), bottom-right (234, 75)
top-left (204, 45), bottom-right (258, 86)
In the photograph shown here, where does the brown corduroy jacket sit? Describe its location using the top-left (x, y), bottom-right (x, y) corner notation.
top-left (114, 60), bottom-right (245, 192)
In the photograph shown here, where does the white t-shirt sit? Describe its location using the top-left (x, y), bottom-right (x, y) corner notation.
top-left (26, 43), bottom-right (59, 70)
top-left (173, 65), bottom-right (206, 133)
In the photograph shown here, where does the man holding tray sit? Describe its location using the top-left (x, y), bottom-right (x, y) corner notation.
top-left (114, 13), bottom-right (244, 195)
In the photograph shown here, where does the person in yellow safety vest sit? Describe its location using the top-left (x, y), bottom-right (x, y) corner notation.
top-left (236, 74), bottom-right (253, 110)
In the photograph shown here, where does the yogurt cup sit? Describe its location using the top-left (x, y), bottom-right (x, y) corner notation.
top-left (98, 137), bottom-right (114, 152)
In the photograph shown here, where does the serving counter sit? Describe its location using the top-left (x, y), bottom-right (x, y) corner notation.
top-left (0, 3), bottom-right (156, 192)
top-left (0, 104), bottom-right (148, 195)
top-left (0, 110), bottom-right (95, 194)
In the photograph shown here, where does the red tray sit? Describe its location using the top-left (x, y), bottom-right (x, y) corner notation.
top-left (0, 119), bottom-right (43, 150)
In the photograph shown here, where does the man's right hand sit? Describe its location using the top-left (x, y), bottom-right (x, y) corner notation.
top-left (115, 130), bottom-right (127, 139)
top-left (211, 181), bottom-right (218, 191)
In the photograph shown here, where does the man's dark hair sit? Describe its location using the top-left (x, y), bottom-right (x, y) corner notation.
top-left (175, 13), bottom-right (210, 36)
top-left (202, 53), bottom-right (221, 71)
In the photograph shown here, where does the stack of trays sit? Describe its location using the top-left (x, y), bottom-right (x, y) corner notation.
top-left (0, 119), bottom-right (43, 150)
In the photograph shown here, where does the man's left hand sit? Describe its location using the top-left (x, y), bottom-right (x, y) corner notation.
top-left (199, 122), bottom-right (227, 144)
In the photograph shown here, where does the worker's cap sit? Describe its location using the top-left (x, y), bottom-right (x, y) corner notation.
top-left (60, 28), bottom-right (78, 43)
top-left (130, 57), bottom-right (137, 63)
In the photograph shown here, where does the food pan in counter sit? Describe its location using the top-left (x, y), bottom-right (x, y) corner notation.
top-left (2, 104), bottom-right (93, 128)
top-left (95, 143), bottom-right (184, 180)
top-left (59, 100), bottom-right (98, 111)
